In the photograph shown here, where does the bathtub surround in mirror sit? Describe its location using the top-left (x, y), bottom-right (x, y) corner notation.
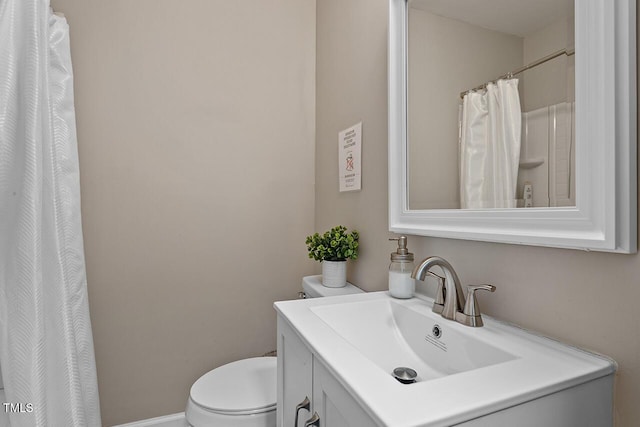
top-left (407, 0), bottom-right (575, 210)
top-left (389, 0), bottom-right (637, 252)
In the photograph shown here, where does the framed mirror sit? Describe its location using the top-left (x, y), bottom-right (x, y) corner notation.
top-left (389, 0), bottom-right (637, 252)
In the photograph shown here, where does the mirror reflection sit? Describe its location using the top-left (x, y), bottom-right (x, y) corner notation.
top-left (407, 0), bottom-right (575, 209)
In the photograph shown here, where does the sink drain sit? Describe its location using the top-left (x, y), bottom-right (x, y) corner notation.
top-left (392, 367), bottom-right (417, 384)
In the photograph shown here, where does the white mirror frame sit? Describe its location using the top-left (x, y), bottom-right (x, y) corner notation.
top-left (389, 0), bottom-right (637, 253)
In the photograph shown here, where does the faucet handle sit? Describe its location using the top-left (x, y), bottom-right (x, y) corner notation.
top-left (426, 271), bottom-right (446, 314)
top-left (460, 284), bottom-right (496, 327)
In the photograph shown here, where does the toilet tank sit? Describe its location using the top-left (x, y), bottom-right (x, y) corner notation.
top-left (302, 275), bottom-right (364, 298)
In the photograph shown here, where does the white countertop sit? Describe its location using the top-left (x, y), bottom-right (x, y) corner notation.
top-left (274, 291), bottom-right (615, 427)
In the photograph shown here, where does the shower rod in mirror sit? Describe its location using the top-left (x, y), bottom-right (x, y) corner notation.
top-left (460, 48), bottom-right (576, 98)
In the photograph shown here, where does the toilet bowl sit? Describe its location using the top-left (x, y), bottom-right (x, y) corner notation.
top-left (186, 276), bottom-right (363, 427)
top-left (186, 357), bottom-right (277, 427)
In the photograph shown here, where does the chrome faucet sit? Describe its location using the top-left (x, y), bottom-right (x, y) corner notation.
top-left (411, 256), bottom-right (495, 327)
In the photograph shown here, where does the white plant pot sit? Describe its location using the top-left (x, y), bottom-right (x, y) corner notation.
top-left (321, 260), bottom-right (347, 288)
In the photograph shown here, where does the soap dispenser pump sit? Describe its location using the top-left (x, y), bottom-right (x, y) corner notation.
top-left (388, 236), bottom-right (415, 299)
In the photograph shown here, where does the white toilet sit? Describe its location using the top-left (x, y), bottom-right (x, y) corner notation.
top-left (185, 275), bottom-right (363, 427)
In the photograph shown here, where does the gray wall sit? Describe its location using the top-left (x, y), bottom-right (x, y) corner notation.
top-left (50, 0), bottom-right (316, 425)
top-left (523, 17), bottom-right (575, 111)
top-left (408, 9), bottom-right (523, 209)
top-left (316, 0), bottom-right (640, 425)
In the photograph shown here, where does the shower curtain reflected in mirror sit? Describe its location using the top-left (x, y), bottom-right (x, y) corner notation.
top-left (460, 78), bottom-right (521, 209)
top-left (0, 1), bottom-right (101, 426)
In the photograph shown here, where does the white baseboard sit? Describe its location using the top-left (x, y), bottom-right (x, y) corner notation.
top-left (112, 412), bottom-right (188, 427)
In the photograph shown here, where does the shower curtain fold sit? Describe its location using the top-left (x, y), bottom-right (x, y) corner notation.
top-left (0, 1), bottom-right (101, 426)
top-left (460, 78), bottom-right (521, 209)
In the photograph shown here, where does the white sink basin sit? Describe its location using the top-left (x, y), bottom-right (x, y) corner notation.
top-left (275, 291), bottom-right (616, 426)
top-left (310, 298), bottom-right (516, 382)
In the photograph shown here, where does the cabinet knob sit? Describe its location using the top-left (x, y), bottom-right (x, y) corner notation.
top-left (294, 396), bottom-right (310, 426)
top-left (304, 412), bottom-right (321, 427)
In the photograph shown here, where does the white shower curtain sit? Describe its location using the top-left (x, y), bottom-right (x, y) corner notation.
top-left (460, 79), bottom-right (521, 209)
top-left (0, 1), bottom-right (101, 426)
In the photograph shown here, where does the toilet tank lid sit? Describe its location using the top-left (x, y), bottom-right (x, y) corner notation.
top-left (302, 275), bottom-right (364, 298)
top-left (190, 357), bottom-right (276, 415)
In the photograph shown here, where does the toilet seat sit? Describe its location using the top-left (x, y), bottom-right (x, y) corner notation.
top-left (186, 357), bottom-right (277, 426)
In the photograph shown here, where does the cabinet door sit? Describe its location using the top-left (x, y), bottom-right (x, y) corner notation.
top-left (277, 317), bottom-right (313, 427)
top-left (311, 360), bottom-right (378, 427)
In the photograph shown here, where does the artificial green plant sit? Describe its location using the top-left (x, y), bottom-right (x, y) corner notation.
top-left (305, 225), bottom-right (359, 262)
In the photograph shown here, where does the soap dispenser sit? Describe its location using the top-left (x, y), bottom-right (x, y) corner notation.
top-left (388, 236), bottom-right (415, 299)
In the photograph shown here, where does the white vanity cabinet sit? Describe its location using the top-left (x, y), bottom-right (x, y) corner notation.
top-left (311, 360), bottom-right (377, 426)
top-left (277, 316), bottom-right (377, 427)
top-left (277, 316), bottom-right (312, 427)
